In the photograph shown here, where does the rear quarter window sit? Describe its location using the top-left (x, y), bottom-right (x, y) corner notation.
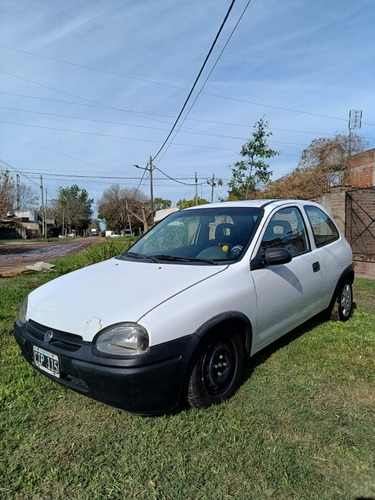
top-left (305, 205), bottom-right (339, 248)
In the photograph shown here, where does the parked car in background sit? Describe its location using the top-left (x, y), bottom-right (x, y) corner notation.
top-left (14, 200), bottom-right (354, 415)
top-left (105, 230), bottom-right (120, 238)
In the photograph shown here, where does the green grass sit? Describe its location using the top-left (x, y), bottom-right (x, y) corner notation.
top-left (0, 249), bottom-right (374, 500)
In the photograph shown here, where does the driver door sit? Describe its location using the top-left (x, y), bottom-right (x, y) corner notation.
top-left (250, 206), bottom-right (323, 350)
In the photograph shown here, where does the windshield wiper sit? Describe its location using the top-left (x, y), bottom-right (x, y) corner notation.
top-left (118, 252), bottom-right (158, 263)
top-left (152, 254), bottom-right (217, 265)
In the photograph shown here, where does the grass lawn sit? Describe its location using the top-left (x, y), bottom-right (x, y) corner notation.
top-left (0, 246), bottom-right (374, 499)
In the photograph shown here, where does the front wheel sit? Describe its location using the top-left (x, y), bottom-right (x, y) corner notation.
top-left (187, 328), bottom-right (244, 409)
top-left (331, 281), bottom-right (353, 321)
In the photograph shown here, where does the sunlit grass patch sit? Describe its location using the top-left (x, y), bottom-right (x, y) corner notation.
top-left (0, 258), bottom-right (374, 500)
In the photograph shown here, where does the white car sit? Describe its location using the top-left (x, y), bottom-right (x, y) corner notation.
top-left (14, 200), bottom-right (354, 415)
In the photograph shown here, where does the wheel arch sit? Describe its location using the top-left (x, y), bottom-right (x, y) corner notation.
top-left (177, 312), bottom-right (253, 408)
top-left (179, 311), bottom-right (252, 408)
top-left (194, 311), bottom-right (252, 358)
top-left (328, 264), bottom-right (354, 311)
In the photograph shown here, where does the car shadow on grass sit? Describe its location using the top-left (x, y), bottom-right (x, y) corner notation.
top-left (240, 308), bottom-right (347, 382)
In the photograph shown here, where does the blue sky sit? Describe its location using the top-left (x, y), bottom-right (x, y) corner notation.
top-left (1, 0), bottom-right (374, 207)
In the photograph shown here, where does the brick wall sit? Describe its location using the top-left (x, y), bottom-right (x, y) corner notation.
top-left (319, 188), bottom-right (346, 233)
top-left (348, 148), bottom-right (375, 188)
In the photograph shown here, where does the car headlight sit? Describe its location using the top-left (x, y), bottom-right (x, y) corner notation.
top-left (19, 297), bottom-right (28, 324)
top-left (95, 323), bottom-right (149, 356)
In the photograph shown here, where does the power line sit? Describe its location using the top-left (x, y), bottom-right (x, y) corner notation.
top-left (154, 0), bottom-right (253, 165)
top-left (152, 0), bottom-right (237, 161)
top-left (0, 44), bottom-right (185, 92)
top-left (4, 45), bottom-right (375, 127)
top-left (1, 105), bottom-right (327, 146)
top-left (0, 121), bottom-right (239, 152)
top-left (0, 158), bottom-right (40, 186)
top-left (0, 69), bottom-right (168, 125)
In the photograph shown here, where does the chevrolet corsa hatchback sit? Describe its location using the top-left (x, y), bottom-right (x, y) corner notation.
top-left (14, 200), bottom-right (354, 415)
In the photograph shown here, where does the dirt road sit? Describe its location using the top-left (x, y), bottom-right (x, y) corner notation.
top-left (0, 237), bottom-right (102, 277)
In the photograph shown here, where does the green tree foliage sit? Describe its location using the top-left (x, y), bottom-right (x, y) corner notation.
top-left (227, 118), bottom-right (278, 200)
top-left (154, 197), bottom-right (172, 210)
top-left (53, 184), bottom-right (93, 234)
top-left (176, 197), bottom-right (209, 209)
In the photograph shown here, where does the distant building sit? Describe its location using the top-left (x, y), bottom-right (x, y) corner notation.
top-left (154, 207), bottom-right (179, 224)
top-left (0, 209), bottom-right (55, 239)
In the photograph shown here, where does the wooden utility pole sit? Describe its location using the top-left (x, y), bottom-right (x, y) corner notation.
top-left (44, 187), bottom-right (48, 238)
top-left (195, 172), bottom-right (198, 205)
top-left (40, 175), bottom-right (44, 237)
top-left (16, 174), bottom-right (20, 210)
top-left (209, 174), bottom-right (216, 203)
top-left (149, 156), bottom-right (154, 227)
top-left (134, 157), bottom-right (155, 228)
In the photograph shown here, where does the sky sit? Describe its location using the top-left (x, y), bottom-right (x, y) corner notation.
top-left (1, 0), bottom-right (375, 209)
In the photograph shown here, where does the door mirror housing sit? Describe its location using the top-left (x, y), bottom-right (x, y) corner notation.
top-left (264, 247), bottom-right (292, 266)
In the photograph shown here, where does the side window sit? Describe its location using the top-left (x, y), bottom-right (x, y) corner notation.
top-left (262, 207), bottom-right (310, 257)
top-left (304, 206), bottom-right (339, 248)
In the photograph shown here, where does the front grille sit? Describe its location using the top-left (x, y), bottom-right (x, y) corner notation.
top-left (27, 320), bottom-right (84, 352)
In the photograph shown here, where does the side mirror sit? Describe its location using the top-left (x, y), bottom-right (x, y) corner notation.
top-left (264, 247), bottom-right (292, 266)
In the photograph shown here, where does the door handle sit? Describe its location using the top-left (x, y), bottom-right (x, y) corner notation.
top-left (312, 261), bottom-right (320, 273)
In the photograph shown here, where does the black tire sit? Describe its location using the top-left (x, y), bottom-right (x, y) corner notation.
top-left (187, 327), bottom-right (244, 409)
top-left (331, 281), bottom-right (353, 321)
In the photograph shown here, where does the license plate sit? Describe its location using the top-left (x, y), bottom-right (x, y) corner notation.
top-left (33, 346), bottom-right (60, 378)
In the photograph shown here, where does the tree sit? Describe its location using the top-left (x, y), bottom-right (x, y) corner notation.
top-left (299, 133), bottom-right (366, 172)
top-left (97, 185), bottom-right (148, 234)
top-left (154, 197), bottom-right (172, 211)
top-left (1, 171), bottom-right (39, 217)
top-left (176, 197), bottom-right (209, 209)
top-left (0, 171), bottom-right (15, 218)
top-left (263, 133), bottom-right (367, 200)
top-left (53, 185), bottom-right (93, 234)
top-left (18, 184), bottom-right (39, 210)
top-left (227, 117), bottom-right (278, 200)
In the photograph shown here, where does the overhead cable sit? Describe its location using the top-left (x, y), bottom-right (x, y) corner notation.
top-left (152, 0), bottom-right (237, 161)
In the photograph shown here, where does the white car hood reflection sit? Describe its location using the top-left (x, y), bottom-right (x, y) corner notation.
top-left (27, 257), bottom-right (227, 341)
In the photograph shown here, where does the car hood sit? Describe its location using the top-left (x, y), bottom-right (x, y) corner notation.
top-left (26, 257), bottom-right (227, 341)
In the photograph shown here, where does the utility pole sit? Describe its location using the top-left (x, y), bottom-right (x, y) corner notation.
top-left (40, 175), bottom-right (44, 237)
top-left (207, 174), bottom-right (216, 203)
top-left (348, 109), bottom-right (362, 184)
top-left (45, 187), bottom-right (48, 238)
top-left (149, 156), bottom-right (154, 226)
top-left (16, 174), bottom-right (20, 210)
top-left (195, 172), bottom-right (198, 205)
top-left (134, 157), bottom-right (155, 227)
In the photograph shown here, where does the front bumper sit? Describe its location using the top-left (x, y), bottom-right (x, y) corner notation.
top-left (14, 319), bottom-right (200, 415)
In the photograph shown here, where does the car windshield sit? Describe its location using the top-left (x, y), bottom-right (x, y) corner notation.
top-left (117, 206), bottom-right (262, 264)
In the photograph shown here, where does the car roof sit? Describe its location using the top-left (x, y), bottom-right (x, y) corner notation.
top-left (184, 199), bottom-right (317, 211)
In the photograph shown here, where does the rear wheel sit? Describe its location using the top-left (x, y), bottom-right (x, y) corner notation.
top-left (331, 281), bottom-right (353, 321)
top-left (187, 327), bottom-right (244, 408)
